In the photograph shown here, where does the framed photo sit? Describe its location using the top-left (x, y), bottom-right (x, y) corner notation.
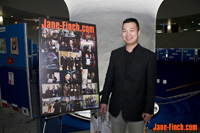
top-left (10, 37), bottom-right (19, 55)
top-left (0, 38), bottom-right (6, 54)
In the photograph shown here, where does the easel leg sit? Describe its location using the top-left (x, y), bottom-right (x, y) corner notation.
top-left (59, 115), bottom-right (63, 133)
top-left (42, 116), bottom-right (48, 133)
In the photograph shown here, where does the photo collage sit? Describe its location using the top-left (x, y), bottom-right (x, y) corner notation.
top-left (39, 18), bottom-right (99, 115)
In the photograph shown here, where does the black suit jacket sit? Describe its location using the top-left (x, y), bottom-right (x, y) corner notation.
top-left (101, 44), bottom-right (157, 121)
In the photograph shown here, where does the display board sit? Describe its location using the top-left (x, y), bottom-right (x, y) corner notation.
top-left (0, 23), bottom-right (32, 117)
top-left (157, 48), bottom-right (166, 61)
top-left (32, 43), bottom-right (38, 70)
top-left (28, 39), bottom-right (33, 80)
top-left (168, 48), bottom-right (182, 62)
top-left (0, 66), bottom-right (30, 115)
top-left (39, 18), bottom-right (99, 116)
top-left (182, 49), bottom-right (195, 62)
top-left (0, 23), bottom-right (27, 68)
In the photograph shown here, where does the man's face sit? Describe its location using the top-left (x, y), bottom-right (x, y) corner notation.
top-left (73, 74), bottom-right (76, 79)
top-left (65, 74), bottom-right (70, 80)
top-left (122, 22), bottom-right (140, 46)
top-left (91, 72), bottom-right (95, 77)
top-left (66, 97), bottom-right (70, 102)
top-left (69, 40), bottom-right (73, 45)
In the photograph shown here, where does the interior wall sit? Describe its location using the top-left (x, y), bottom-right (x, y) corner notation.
top-left (65, 0), bottom-right (163, 90)
top-left (156, 32), bottom-right (200, 48)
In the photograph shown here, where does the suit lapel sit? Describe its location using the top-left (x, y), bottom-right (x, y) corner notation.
top-left (118, 46), bottom-right (126, 78)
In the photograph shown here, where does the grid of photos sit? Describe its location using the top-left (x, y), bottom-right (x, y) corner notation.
top-left (39, 18), bottom-right (99, 116)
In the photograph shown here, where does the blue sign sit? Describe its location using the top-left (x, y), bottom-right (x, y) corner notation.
top-left (0, 23), bottom-right (32, 118)
top-left (182, 49), bottom-right (195, 62)
top-left (168, 48), bottom-right (182, 62)
top-left (157, 48), bottom-right (166, 61)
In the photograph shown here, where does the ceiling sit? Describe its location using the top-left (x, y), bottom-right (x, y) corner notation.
top-left (0, 0), bottom-right (69, 20)
top-left (0, 0), bottom-right (200, 33)
top-left (156, 14), bottom-right (200, 33)
top-left (156, 0), bottom-right (200, 33)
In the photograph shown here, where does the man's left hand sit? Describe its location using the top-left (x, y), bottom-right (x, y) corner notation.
top-left (142, 113), bottom-right (152, 125)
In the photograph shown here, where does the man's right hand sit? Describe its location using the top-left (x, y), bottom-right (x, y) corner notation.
top-left (100, 103), bottom-right (107, 116)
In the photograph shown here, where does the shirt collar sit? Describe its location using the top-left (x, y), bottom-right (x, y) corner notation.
top-left (124, 43), bottom-right (139, 54)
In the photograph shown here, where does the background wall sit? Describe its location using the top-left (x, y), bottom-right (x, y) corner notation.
top-left (65, 0), bottom-right (163, 90)
top-left (156, 32), bottom-right (200, 48)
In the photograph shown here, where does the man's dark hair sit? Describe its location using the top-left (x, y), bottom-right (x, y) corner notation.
top-left (123, 18), bottom-right (140, 31)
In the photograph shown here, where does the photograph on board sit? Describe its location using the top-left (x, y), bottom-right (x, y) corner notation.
top-left (10, 37), bottom-right (19, 55)
top-left (0, 38), bottom-right (6, 54)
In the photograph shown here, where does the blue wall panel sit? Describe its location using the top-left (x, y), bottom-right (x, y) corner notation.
top-left (0, 23), bottom-right (27, 68)
top-left (28, 39), bottom-right (32, 79)
top-left (33, 44), bottom-right (38, 54)
top-left (168, 48), bottom-right (182, 62)
top-left (32, 43), bottom-right (38, 70)
top-left (28, 39), bottom-right (32, 56)
top-left (0, 66), bottom-right (30, 109)
top-left (0, 23), bottom-right (32, 117)
top-left (182, 49), bottom-right (195, 62)
top-left (33, 56), bottom-right (38, 70)
top-left (157, 48), bottom-right (166, 61)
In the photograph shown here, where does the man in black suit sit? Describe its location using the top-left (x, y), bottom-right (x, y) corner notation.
top-left (100, 18), bottom-right (156, 133)
top-left (67, 53), bottom-right (74, 70)
top-left (45, 86), bottom-right (51, 98)
top-left (61, 53), bottom-right (67, 70)
top-left (52, 73), bottom-right (57, 83)
top-left (74, 54), bottom-right (81, 70)
top-left (59, 41), bottom-right (66, 51)
top-left (53, 100), bottom-right (61, 114)
top-left (51, 85), bottom-right (58, 97)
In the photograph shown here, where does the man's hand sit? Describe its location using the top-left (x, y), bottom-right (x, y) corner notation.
top-left (142, 113), bottom-right (152, 125)
top-left (100, 104), bottom-right (107, 116)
